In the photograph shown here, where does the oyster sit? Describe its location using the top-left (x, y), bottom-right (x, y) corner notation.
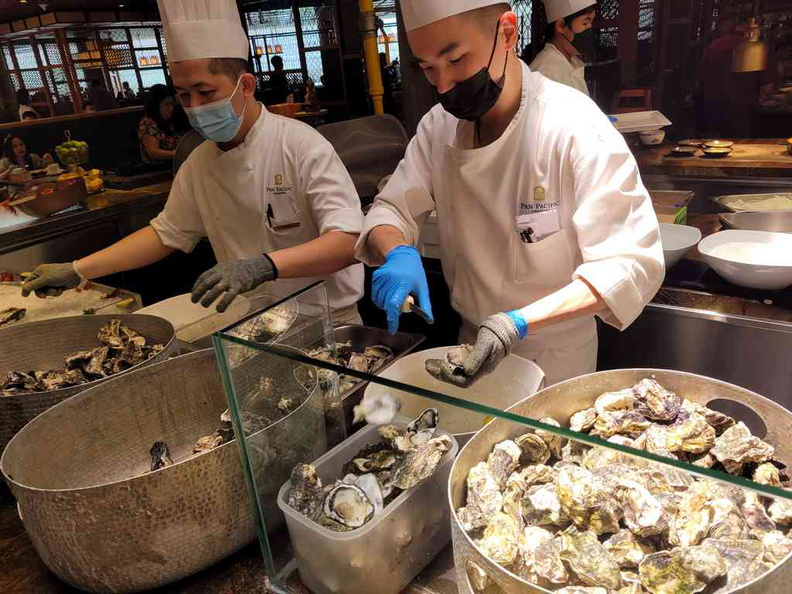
top-left (98, 318), bottom-right (124, 348)
top-left (458, 462), bottom-right (504, 532)
top-left (583, 446), bottom-right (628, 471)
top-left (753, 462), bottom-right (782, 487)
top-left (378, 424), bottom-right (412, 453)
top-left (424, 344), bottom-right (473, 386)
top-left (465, 559), bottom-right (491, 592)
top-left (768, 495), bottom-right (792, 527)
top-left (347, 353), bottom-right (369, 373)
top-left (604, 529), bottom-right (655, 569)
top-left (615, 478), bottom-right (668, 537)
top-left (690, 452), bottom-right (716, 469)
top-left (477, 512), bottom-right (521, 565)
top-left (149, 441), bottom-right (173, 471)
top-left (592, 410), bottom-right (650, 439)
top-left (595, 388), bottom-right (636, 417)
top-left (533, 535), bottom-right (570, 586)
top-left (556, 465), bottom-right (621, 534)
top-left (523, 482), bottom-right (570, 527)
top-left (0, 307), bottom-right (25, 327)
top-left (288, 464), bottom-right (324, 520)
top-left (742, 491), bottom-right (776, 532)
top-left (193, 433), bottom-right (224, 454)
top-left (761, 530), bottom-right (792, 565)
top-left (632, 379), bottom-right (682, 422)
top-left (391, 435), bottom-right (452, 490)
top-left (705, 538), bottom-right (772, 590)
top-left (364, 345), bottom-right (394, 372)
top-left (639, 545), bottom-right (727, 594)
top-left (353, 390), bottom-right (401, 425)
top-left (516, 464), bottom-right (555, 487)
top-left (502, 471), bottom-right (527, 528)
top-left (561, 440), bottom-right (589, 464)
top-left (323, 483), bottom-right (374, 529)
top-left (406, 407), bottom-right (439, 434)
top-left (354, 473), bottom-right (384, 515)
top-left (487, 440), bottom-right (523, 489)
top-left (536, 417), bottom-right (565, 459)
top-left (707, 495), bottom-right (748, 540)
top-left (670, 411), bottom-right (716, 455)
top-left (515, 433), bottom-right (551, 465)
top-left (559, 528), bottom-right (622, 590)
top-left (669, 482), bottom-right (715, 547)
top-left (710, 422), bottom-right (774, 475)
top-left (570, 407), bottom-right (597, 433)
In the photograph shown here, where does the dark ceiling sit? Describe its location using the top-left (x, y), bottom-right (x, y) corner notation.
top-left (0, 1), bottom-right (158, 24)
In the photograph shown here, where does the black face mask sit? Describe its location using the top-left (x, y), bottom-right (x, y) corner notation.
top-left (571, 28), bottom-right (595, 55)
top-left (439, 22), bottom-right (508, 122)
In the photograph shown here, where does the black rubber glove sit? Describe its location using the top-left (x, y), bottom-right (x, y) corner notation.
top-left (191, 255), bottom-right (278, 313)
top-left (21, 263), bottom-right (82, 298)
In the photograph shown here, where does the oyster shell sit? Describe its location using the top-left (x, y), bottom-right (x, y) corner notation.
top-left (0, 306), bottom-right (25, 327)
top-left (353, 390), bottom-right (400, 425)
top-left (515, 433), bottom-right (551, 465)
top-left (710, 422), bottom-right (774, 475)
top-left (570, 407), bottom-right (597, 433)
top-left (742, 491), bottom-right (777, 532)
top-left (487, 440), bottom-right (523, 489)
top-left (633, 379), bottom-right (682, 422)
top-left (753, 462), bottom-right (782, 487)
top-left (149, 440), bottom-right (173, 471)
top-left (768, 495), bottom-right (792, 527)
top-left (458, 462), bottom-right (504, 532)
top-left (639, 545), bottom-right (726, 594)
top-left (502, 471), bottom-right (527, 528)
top-left (424, 344), bottom-right (473, 385)
top-left (533, 535), bottom-right (570, 586)
top-left (354, 473), bottom-right (384, 515)
top-left (707, 495), bottom-right (748, 540)
top-left (561, 440), bottom-right (590, 465)
top-left (615, 479), bottom-right (669, 537)
top-left (536, 417), bottom-right (565, 459)
top-left (523, 482), bottom-right (570, 528)
top-left (477, 512), bottom-right (521, 566)
top-left (364, 345), bottom-right (394, 372)
top-left (705, 538), bottom-right (772, 590)
top-left (604, 529), bottom-right (655, 569)
top-left (347, 353), bottom-right (369, 373)
top-left (516, 464), bottom-right (555, 487)
top-left (407, 407), bottom-right (439, 434)
top-left (669, 482), bottom-right (714, 547)
top-left (98, 318), bottom-right (124, 348)
top-left (193, 433), bottom-right (224, 454)
top-left (378, 424), bottom-right (412, 453)
top-left (556, 465), bottom-right (621, 534)
top-left (323, 483), bottom-right (374, 529)
top-left (465, 559), bottom-right (491, 592)
top-left (761, 530), bottom-right (792, 565)
top-left (391, 435), bottom-right (452, 490)
top-left (670, 411), bottom-right (716, 454)
top-left (592, 410), bottom-right (650, 439)
top-left (288, 464), bottom-right (324, 520)
top-left (559, 528), bottom-right (622, 590)
top-left (595, 388), bottom-right (636, 417)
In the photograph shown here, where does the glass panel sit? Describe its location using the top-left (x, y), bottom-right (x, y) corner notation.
top-left (105, 44), bottom-right (135, 69)
top-left (39, 42), bottom-right (62, 67)
top-left (130, 27), bottom-right (160, 49)
top-left (139, 69), bottom-right (166, 90)
top-left (135, 49), bottom-right (163, 69)
top-left (214, 283), bottom-right (792, 592)
top-left (113, 69), bottom-right (140, 95)
top-left (13, 43), bottom-right (38, 69)
top-left (2, 46), bottom-right (13, 70)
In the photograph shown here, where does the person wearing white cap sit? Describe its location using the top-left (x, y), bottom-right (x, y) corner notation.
top-left (22, 0), bottom-right (365, 322)
top-left (530, 1), bottom-right (597, 96)
top-left (356, 1), bottom-right (663, 386)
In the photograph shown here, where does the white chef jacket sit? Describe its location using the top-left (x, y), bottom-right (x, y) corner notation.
top-left (151, 104), bottom-right (364, 310)
top-left (530, 42), bottom-right (590, 97)
top-left (356, 62), bottom-right (664, 384)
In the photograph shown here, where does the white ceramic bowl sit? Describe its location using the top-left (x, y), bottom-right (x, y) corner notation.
top-left (362, 348), bottom-right (545, 447)
top-left (698, 230), bottom-right (792, 290)
top-left (660, 223), bottom-right (702, 269)
top-left (640, 130), bottom-right (666, 145)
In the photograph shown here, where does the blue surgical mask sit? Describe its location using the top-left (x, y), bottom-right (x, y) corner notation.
top-left (184, 77), bottom-right (248, 143)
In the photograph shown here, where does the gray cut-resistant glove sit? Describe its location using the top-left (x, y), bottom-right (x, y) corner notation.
top-left (463, 312), bottom-right (526, 383)
top-left (21, 262), bottom-right (82, 298)
top-left (191, 255), bottom-right (278, 313)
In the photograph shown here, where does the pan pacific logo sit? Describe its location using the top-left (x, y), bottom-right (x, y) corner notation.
top-left (274, 173), bottom-right (284, 186)
top-left (534, 186), bottom-right (546, 202)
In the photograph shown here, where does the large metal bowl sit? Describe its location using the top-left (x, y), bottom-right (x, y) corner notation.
top-left (0, 314), bottom-right (175, 451)
top-left (0, 348), bottom-right (326, 593)
top-left (449, 369), bottom-right (792, 594)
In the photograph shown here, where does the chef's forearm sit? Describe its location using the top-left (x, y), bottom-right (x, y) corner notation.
top-left (518, 278), bottom-right (606, 333)
top-left (269, 231), bottom-right (359, 279)
top-left (76, 226), bottom-right (175, 279)
top-left (368, 225), bottom-right (409, 261)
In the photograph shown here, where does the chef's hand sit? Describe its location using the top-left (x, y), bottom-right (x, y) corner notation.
top-left (191, 255), bottom-right (278, 313)
top-left (21, 262), bottom-right (82, 298)
top-left (464, 311), bottom-right (529, 382)
top-left (372, 245), bottom-right (434, 335)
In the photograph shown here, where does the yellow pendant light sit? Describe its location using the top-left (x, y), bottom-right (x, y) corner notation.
top-left (733, 15), bottom-right (768, 73)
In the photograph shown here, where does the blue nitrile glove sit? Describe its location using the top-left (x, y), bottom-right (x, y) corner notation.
top-left (372, 245), bottom-right (434, 335)
top-left (463, 310), bottom-right (529, 382)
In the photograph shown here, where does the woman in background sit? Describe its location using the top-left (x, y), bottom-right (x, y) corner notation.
top-left (138, 84), bottom-right (184, 163)
top-left (0, 134), bottom-right (54, 178)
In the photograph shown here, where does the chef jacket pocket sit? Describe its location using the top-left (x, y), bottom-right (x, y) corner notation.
top-left (516, 210), bottom-right (560, 244)
top-left (513, 226), bottom-right (577, 287)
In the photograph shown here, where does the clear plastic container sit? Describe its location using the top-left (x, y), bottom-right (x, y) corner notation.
top-left (277, 418), bottom-right (459, 594)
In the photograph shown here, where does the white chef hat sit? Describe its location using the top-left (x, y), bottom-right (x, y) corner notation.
top-left (158, 0), bottom-right (249, 63)
top-left (543, 0), bottom-right (597, 23)
top-left (400, 0), bottom-right (505, 32)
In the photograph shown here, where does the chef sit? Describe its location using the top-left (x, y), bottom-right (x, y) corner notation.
top-left (530, 0), bottom-right (597, 96)
top-left (22, 0), bottom-right (364, 322)
top-left (356, 0), bottom-right (663, 386)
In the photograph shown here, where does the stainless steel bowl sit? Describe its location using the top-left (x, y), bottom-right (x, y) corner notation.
top-left (1, 348), bottom-right (326, 593)
top-left (449, 369), bottom-right (792, 594)
top-left (720, 211), bottom-right (792, 233)
top-left (0, 314), bottom-right (175, 451)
